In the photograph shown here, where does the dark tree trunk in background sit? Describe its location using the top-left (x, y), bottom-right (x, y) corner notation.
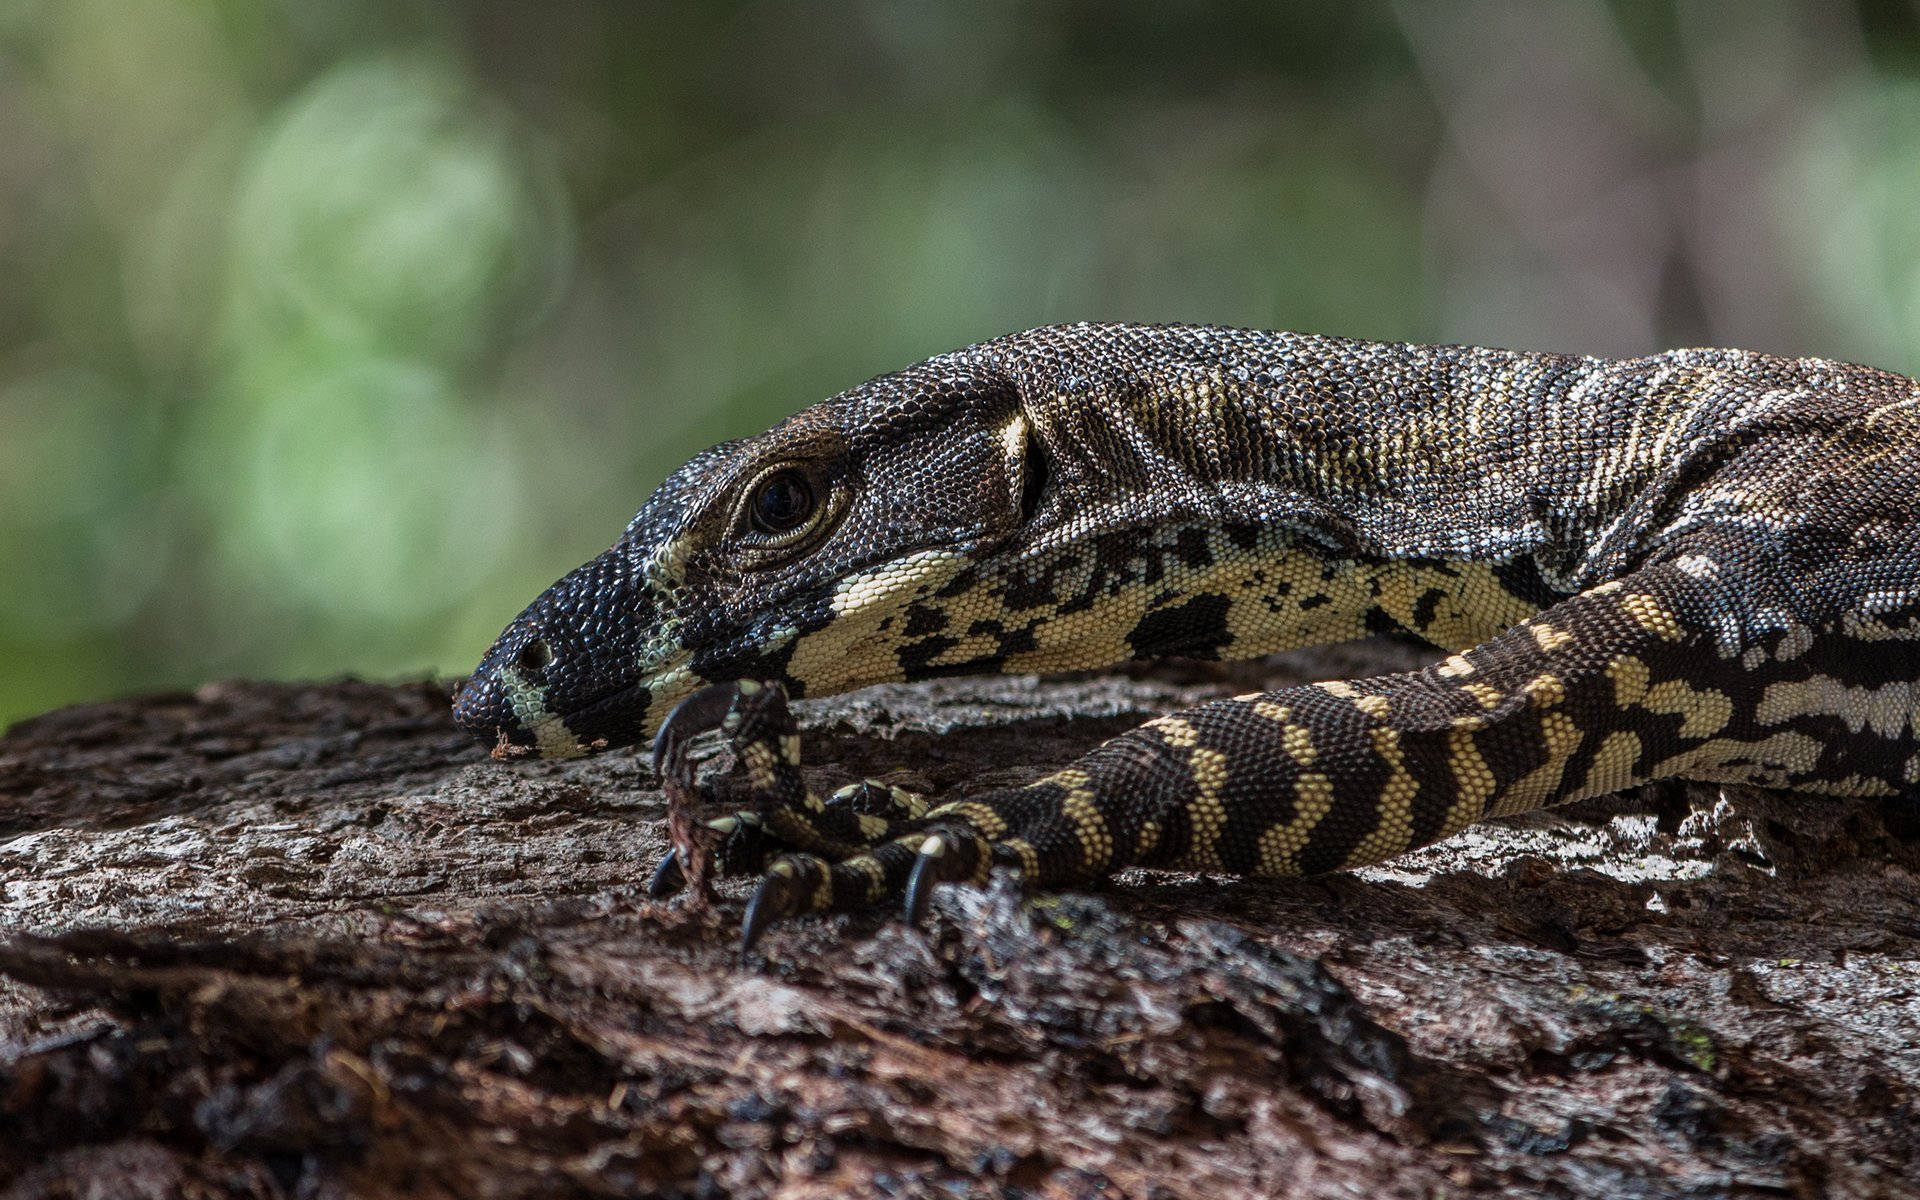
top-left (2, 646), bottom-right (1917, 1199)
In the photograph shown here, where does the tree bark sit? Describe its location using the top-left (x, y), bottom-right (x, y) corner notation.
top-left (2, 645), bottom-right (1917, 1199)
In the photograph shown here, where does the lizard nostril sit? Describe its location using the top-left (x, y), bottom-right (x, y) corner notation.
top-left (516, 638), bottom-right (554, 674)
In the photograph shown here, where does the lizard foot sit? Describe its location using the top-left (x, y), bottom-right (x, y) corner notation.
top-left (646, 681), bottom-right (934, 903)
top-left (739, 828), bottom-right (993, 956)
top-left (649, 680), bottom-right (1112, 953)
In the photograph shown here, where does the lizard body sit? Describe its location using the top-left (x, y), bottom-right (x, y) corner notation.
top-left (453, 324), bottom-right (1920, 942)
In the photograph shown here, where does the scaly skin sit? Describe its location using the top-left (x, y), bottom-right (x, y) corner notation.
top-left (453, 323), bottom-right (1920, 945)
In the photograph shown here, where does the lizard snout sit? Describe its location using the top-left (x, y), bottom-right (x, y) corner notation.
top-left (452, 664), bottom-right (539, 758)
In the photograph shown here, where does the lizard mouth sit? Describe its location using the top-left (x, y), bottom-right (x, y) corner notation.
top-left (557, 673), bottom-right (703, 756)
top-left (454, 653), bottom-right (704, 760)
top-left (455, 675), bottom-right (654, 760)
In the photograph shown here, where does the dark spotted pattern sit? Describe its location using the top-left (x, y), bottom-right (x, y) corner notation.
top-left (1127, 593), bottom-right (1234, 659)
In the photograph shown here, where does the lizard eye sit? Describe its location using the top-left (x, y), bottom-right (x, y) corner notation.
top-left (727, 452), bottom-right (849, 568)
top-left (749, 469), bottom-right (815, 534)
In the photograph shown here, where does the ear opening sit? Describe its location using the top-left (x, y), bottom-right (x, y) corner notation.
top-left (1019, 420), bottom-right (1050, 525)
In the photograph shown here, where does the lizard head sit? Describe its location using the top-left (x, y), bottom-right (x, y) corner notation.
top-left (453, 354), bottom-right (1041, 758)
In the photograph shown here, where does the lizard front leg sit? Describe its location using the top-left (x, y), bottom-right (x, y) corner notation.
top-left (878, 559), bottom-right (1779, 901)
top-left (646, 679), bottom-right (931, 903)
top-left (657, 553), bottom-right (1883, 953)
top-left (660, 549), bottom-right (1904, 948)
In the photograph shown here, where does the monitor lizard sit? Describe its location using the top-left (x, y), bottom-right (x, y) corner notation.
top-left (452, 323), bottom-right (1920, 951)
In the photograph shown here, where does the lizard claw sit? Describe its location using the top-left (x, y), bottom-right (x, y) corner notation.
top-left (740, 858), bottom-right (814, 959)
top-left (903, 833), bottom-right (968, 926)
top-left (647, 848), bottom-right (685, 898)
top-left (650, 682), bottom-right (742, 787)
top-left (650, 813), bottom-right (770, 899)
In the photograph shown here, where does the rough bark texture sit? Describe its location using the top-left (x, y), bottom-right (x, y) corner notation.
top-left (2, 643), bottom-right (1918, 1199)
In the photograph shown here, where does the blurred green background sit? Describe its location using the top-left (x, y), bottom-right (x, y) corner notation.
top-left (5, 0), bottom-right (1920, 727)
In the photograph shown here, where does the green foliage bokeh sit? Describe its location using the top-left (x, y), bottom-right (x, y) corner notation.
top-left (2, 1), bottom-right (1917, 726)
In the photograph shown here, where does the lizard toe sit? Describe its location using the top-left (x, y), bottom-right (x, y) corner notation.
top-left (735, 823), bottom-right (993, 953)
top-left (649, 682), bottom-right (740, 789)
top-left (828, 779), bottom-right (929, 822)
top-left (903, 831), bottom-right (988, 925)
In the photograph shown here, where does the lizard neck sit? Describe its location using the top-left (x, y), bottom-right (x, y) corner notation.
top-left (981, 323), bottom-right (1779, 593)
